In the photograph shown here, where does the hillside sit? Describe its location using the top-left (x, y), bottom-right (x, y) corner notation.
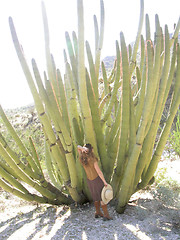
top-left (102, 33), bottom-right (180, 72)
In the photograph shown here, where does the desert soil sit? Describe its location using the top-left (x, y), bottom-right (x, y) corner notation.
top-left (0, 152), bottom-right (179, 240)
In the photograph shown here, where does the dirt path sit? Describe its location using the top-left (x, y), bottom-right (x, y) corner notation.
top-left (0, 157), bottom-right (179, 240)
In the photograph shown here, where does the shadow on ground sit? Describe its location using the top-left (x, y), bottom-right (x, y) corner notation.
top-left (0, 195), bottom-right (179, 240)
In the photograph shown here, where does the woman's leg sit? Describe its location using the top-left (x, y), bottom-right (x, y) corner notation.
top-left (101, 201), bottom-right (113, 220)
top-left (94, 201), bottom-right (103, 218)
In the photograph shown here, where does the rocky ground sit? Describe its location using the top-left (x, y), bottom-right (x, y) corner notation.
top-left (0, 154), bottom-right (179, 240)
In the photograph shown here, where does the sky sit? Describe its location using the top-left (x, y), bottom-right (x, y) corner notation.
top-left (0, 0), bottom-right (179, 109)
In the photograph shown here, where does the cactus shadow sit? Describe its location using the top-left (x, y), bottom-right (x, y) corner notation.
top-left (124, 197), bottom-right (180, 239)
top-left (51, 203), bottom-right (141, 240)
top-left (51, 198), bottom-right (180, 240)
top-left (0, 205), bottom-right (59, 240)
top-left (0, 197), bottom-right (179, 240)
top-left (0, 207), bottom-right (37, 240)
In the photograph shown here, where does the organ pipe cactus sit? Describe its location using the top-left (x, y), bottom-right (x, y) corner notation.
top-left (0, 0), bottom-right (179, 213)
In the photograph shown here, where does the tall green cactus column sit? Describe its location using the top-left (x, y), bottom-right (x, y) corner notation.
top-left (77, 0), bottom-right (97, 151)
top-left (115, 15), bottom-right (180, 213)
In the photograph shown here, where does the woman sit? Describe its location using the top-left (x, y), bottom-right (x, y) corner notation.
top-left (77, 144), bottom-right (112, 220)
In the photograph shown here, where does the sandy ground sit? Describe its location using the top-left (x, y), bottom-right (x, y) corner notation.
top-left (0, 156), bottom-right (179, 240)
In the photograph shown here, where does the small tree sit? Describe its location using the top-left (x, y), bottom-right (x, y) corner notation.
top-left (0, 0), bottom-right (179, 213)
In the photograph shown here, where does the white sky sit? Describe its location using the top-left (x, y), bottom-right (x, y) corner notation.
top-left (0, 0), bottom-right (179, 109)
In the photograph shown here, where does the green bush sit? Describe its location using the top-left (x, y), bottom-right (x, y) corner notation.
top-left (169, 110), bottom-right (180, 156)
top-left (0, 108), bottom-right (45, 166)
top-left (153, 167), bottom-right (180, 207)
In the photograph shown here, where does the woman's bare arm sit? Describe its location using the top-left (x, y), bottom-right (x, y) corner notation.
top-left (94, 162), bottom-right (108, 186)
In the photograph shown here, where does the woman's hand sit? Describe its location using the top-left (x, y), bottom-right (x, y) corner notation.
top-left (104, 181), bottom-right (108, 187)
